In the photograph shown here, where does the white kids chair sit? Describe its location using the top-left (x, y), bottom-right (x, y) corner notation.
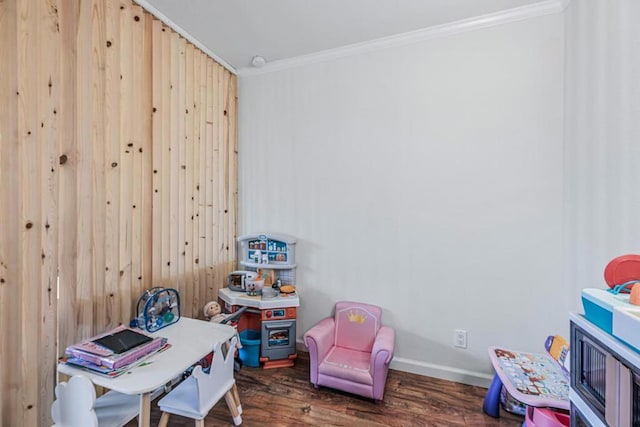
top-left (157, 335), bottom-right (242, 426)
top-left (51, 374), bottom-right (139, 427)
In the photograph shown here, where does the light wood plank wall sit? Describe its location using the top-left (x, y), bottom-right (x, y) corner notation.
top-left (0, 0), bottom-right (238, 425)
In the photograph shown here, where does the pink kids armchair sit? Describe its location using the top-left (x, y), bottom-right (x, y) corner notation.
top-left (303, 301), bottom-right (395, 403)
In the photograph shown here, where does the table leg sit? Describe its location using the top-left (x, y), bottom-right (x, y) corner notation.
top-left (482, 373), bottom-right (503, 418)
top-left (138, 392), bottom-right (151, 427)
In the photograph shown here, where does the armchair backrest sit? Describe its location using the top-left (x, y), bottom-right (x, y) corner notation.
top-left (334, 301), bottom-right (382, 353)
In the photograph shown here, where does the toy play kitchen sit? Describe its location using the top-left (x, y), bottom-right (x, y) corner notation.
top-left (218, 233), bottom-right (299, 369)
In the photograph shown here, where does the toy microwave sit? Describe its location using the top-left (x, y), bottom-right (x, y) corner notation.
top-left (227, 270), bottom-right (257, 292)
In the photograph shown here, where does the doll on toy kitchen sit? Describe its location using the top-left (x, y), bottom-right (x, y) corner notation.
top-left (203, 301), bottom-right (243, 348)
top-left (204, 301), bottom-right (231, 323)
top-left (196, 301), bottom-right (244, 372)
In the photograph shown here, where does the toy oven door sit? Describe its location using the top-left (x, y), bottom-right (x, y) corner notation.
top-left (261, 320), bottom-right (296, 360)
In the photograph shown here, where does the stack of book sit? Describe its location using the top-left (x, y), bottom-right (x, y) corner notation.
top-left (61, 325), bottom-right (169, 377)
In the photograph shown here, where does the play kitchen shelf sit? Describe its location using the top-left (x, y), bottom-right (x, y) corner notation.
top-left (239, 233), bottom-right (296, 269)
top-left (238, 233), bottom-right (297, 295)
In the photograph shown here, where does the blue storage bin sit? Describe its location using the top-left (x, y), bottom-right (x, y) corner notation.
top-left (239, 329), bottom-right (261, 367)
top-left (581, 288), bottom-right (630, 334)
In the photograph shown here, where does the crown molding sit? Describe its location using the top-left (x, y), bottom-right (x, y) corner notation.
top-left (133, 0), bottom-right (237, 75)
top-left (238, 0), bottom-right (564, 77)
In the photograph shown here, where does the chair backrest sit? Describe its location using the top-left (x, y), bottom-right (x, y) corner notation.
top-left (334, 301), bottom-right (382, 353)
top-left (51, 375), bottom-right (99, 427)
top-left (191, 335), bottom-right (238, 410)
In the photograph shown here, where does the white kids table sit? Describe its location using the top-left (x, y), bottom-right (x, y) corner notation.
top-left (58, 317), bottom-right (236, 427)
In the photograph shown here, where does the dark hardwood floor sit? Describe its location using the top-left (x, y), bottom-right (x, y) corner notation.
top-left (131, 352), bottom-right (523, 426)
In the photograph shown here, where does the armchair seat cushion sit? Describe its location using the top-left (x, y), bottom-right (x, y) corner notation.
top-left (320, 347), bottom-right (373, 385)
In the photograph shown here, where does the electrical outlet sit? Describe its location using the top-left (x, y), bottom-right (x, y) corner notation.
top-left (454, 329), bottom-right (468, 348)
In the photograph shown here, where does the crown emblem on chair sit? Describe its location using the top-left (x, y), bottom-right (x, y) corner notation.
top-left (348, 309), bottom-right (367, 324)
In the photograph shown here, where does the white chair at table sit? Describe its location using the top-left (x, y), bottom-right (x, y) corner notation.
top-left (158, 335), bottom-right (242, 426)
top-left (51, 374), bottom-right (139, 427)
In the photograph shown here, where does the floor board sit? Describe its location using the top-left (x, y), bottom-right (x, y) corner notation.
top-left (129, 352), bottom-right (524, 426)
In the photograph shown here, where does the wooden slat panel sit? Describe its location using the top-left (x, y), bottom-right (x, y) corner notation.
top-left (17, 0), bottom-right (42, 423)
top-left (215, 64), bottom-right (226, 289)
top-left (221, 67), bottom-right (232, 280)
top-left (184, 43), bottom-right (195, 317)
top-left (190, 49), bottom-right (201, 314)
top-left (76, 0), bottom-right (96, 339)
top-left (0, 0), bottom-right (20, 424)
top-left (169, 32), bottom-right (179, 288)
top-left (119, 0), bottom-right (133, 323)
top-left (130, 5), bottom-right (144, 302)
top-left (209, 62), bottom-right (220, 294)
top-left (220, 69), bottom-right (230, 274)
top-left (191, 49), bottom-right (199, 306)
top-left (57, 0), bottom-right (80, 353)
top-left (39, 0), bottom-right (61, 422)
top-left (104, 0), bottom-right (122, 328)
top-left (206, 61), bottom-right (219, 289)
top-left (196, 51), bottom-right (207, 307)
top-left (177, 37), bottom-right (187, 308)
top-left (224, 70), bottom-right (238, 270)
top-left (194, 50), bottom-right (204, 308)
top-left (202, 54), bottom-right (211, 302)
top-left (160, 25), bottom-right (171, 284)
top-left (91, 0), bottom-right (107, 334)
top-left (150, 19), bottom-right (163, 284)
top-left (201, 58), bottom-right (209, 295)
top-left (141, 14), bottom-right (153, 291)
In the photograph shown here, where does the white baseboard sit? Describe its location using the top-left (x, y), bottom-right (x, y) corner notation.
top-left (296, 340), bottom-right (493, 389)
top-left (390, 357), bottom-right (493, 388)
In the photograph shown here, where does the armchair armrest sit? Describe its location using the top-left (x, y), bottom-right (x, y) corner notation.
top-left (304, 317), bottom-right (335, 359)
top-left (370, 325), bottom-right (395, 402)
top-left (370, 325), bottom-right (395, 370)
top-left (303, 317), bottom-right (335, 385)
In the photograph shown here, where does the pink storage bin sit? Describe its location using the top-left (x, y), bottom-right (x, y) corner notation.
top-left (525, 406), bottom-right (569, 427)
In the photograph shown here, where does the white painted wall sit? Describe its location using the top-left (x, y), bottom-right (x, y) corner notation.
top-left (564, 2), bottom-right (640, 309)
top-left (238, 12), bottom-right (565, 385)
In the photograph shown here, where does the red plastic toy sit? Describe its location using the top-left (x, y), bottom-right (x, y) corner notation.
top-left (604, 254), bottom-right (640, 291)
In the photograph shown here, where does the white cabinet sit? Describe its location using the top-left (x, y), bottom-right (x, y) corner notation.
top-left (570, 312), bottom-right (640, 426)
